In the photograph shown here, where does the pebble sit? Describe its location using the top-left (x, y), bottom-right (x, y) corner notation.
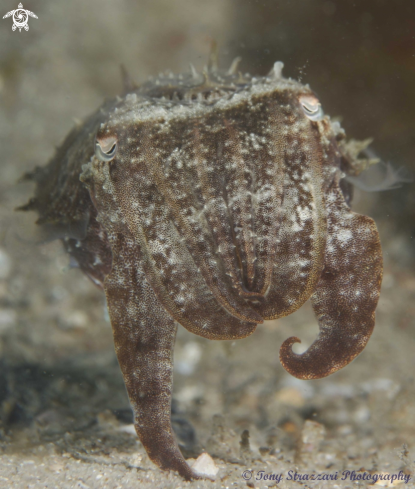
top-left (118, 424), bottom-right (137, 436)
top-left (299, 420), bottom-right (326, 460)
top-left (190, 452), bottom-right (219, 478)
top-left (353, 406), bottom-right (371, 423)
top-left (275, 386), bottom-right (305, 407)
top-left (60, 310), bottom-right (88, 329)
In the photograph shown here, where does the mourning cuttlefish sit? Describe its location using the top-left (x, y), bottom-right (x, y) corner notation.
top-left (19, 56), bottom-right (383, 480)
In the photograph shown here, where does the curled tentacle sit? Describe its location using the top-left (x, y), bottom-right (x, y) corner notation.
top-left (279, 183), bottom-right (382, 379)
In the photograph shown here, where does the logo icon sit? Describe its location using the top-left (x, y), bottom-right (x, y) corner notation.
top-left (3, 3), bottom-right (38, 32)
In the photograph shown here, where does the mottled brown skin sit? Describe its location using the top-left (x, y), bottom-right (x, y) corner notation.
top-left (20, 62), bottom-right (383, 479)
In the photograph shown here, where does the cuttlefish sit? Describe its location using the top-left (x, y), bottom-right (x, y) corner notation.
top-left (19, 59), bottom-right (382, 480)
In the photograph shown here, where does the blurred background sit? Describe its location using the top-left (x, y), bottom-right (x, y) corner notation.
top-left (0, 1), bottom-right (414, 487)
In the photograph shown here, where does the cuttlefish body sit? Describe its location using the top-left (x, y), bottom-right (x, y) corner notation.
top-left (20, 60), bottom-right (382, 479)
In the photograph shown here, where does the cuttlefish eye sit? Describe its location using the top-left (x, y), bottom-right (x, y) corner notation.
top-left (299, 95), bottom-right (324, 121)
top-left (95, 136), bottom-right (118, 161)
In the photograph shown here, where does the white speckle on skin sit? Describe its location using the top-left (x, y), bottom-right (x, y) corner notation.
top-left (297, 206), bottom-right (312, 222)
top-left (336, 229), bottom-right (353, 244)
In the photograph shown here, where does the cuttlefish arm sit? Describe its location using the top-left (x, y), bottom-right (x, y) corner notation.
top-left (280, 182), bottom-right (383, 379)
top-left (80, 161), bottom-right (202, 479)
top-left (82, 158), bottom-right (251, 480)
top-left (104, 231), bottom-right (201, 480)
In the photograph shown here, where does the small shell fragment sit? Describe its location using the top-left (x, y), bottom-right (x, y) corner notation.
top-left (190, 452), bottom-right (219, 478)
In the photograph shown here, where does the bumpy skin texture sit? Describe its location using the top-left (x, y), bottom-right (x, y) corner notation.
top-left (20, 62), bottom-right (383, 479)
